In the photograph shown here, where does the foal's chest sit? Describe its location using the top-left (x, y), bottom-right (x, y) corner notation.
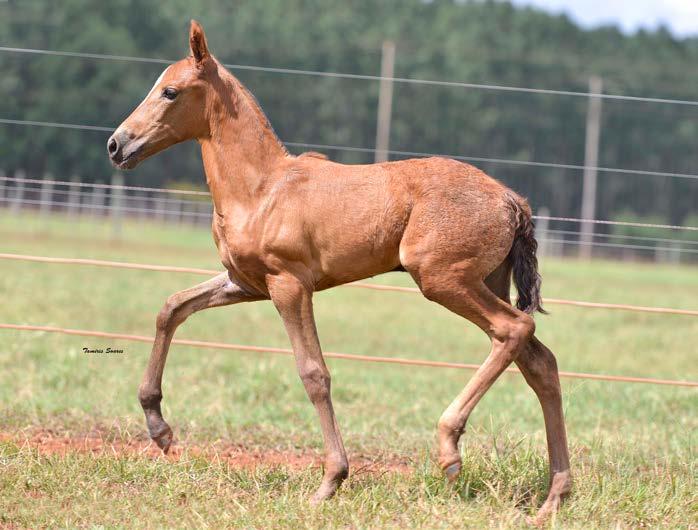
top-left (212, 217), bottom-right (269, 293)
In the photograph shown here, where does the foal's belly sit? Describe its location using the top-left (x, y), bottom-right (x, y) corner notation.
top-left (309, 222), bottom-right (405, 290)
top-left (213, 219), bottom-right (403, 293)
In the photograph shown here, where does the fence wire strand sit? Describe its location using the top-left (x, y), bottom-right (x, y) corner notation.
top-left (3, 175), bottom-right (698, 234)
top-left (1, 46), bottom-right (697, 391)
top-left (3, 117), bottom-right (698, 181)
top-left (1, 322), bottom-right (695, 388)
top-left (3, 45), bottom-right (698, 107)
top-left (533, 215), bottom-right (698, 232)
top-left (1, 252), bottom-right (697, 316)
top-left (0, 197), bottom-right (212, 218)
top-left (0, 175), bottom-right (211, 196)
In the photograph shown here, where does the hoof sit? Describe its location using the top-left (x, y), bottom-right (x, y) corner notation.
top-left (530, 469), bottom-right (571, 524)
top-left (150, 423), bottom-right (173, 454)
top-left (309, 466), bottom-right (347, 505)
top-left (441, 459), bottom-right (462, 483)
top-left (309, 484), bottom-right (337, 505)
top-left (529, 498), bottom-right (559, 527)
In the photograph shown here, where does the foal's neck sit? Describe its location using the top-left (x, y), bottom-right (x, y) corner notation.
top-left (200, 63), bottom-right (288, 212)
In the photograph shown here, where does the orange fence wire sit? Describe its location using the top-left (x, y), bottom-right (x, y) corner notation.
top-left (1, 252), bottom-right (697, 317)
top-left (1, 323), bottom-right (696, 388)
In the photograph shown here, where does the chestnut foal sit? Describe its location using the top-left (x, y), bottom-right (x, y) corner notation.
top-left (108, 21), bottom-right (571, 521)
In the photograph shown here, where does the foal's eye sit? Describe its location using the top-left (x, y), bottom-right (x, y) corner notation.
top-left (162, 87), bottom-right (178, 100)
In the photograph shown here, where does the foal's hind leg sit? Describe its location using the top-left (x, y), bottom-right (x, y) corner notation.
top-left (517, 339), bottom-right (571, 522)
top-left (410, 268), bottom-right (535, 478)
top-left (138, 273), bottom-right (263, 452)
top-left (486, 267), bottom-right (571, 522)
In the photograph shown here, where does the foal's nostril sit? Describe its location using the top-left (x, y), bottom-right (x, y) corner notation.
top-left (107, 137), bottom-right (119, 156)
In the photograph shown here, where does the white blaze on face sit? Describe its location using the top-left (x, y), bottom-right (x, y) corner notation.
top-left (139, 65), bottom-right (171, 105)
top-left (114, 65), bottom-right (172, 140)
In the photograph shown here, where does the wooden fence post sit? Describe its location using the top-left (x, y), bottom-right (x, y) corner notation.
top-left (10, 169), bottom-right (26, 215)
top-left (374, 40), bottom-right (395, 163)
top-left (68, 175), bottom-right (81, 218)
top-left (91, 184), bottom-right (105, 218)
top-left (537, 207), bottom-right (550, 259)
top-left (39, 173), bottom-right (54, 217)
top-left (580, 76), bottom-right (603, 259)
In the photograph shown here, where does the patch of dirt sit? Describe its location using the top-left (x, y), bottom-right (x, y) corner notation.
top-left (0, 429), bottom-right (414, 475)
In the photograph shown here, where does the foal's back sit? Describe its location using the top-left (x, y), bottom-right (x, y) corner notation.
top-left (282, 155), bottom-right (519, 286)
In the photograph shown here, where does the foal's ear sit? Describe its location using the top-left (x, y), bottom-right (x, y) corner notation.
top-left (189, 19), bottom-right (210, 66)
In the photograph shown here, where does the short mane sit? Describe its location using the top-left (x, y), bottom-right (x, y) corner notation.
top-left (219, 61), bottom-right (288, 155)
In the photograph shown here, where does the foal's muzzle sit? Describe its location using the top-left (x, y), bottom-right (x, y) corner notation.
top-left (107, 129), bottom-right (142, 170)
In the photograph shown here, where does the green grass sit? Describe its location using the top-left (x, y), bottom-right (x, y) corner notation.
top-left (1, 211), bottom-right (697, 528)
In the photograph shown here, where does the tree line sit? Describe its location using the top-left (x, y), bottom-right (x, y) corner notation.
top-left (1, 0), bottom-right (697, 230)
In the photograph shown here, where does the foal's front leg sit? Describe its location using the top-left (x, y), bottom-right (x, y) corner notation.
top-left (139, 272), bottom-right (263, 452)
top-left (268, 273), bottom-right (349, 503)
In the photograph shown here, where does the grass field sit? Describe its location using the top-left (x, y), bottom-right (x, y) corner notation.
top-left (0, 211), bottom-right (697, 528)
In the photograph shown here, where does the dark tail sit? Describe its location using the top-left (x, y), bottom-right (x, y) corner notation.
top-left (505, 193), bottom-right (546, 314)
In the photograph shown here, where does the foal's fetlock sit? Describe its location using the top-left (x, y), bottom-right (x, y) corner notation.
top-left (310, 460), bottom-right (348, 505)
top-left (531, 470), bottom-right (572, 525)
top-left (549, 469), bottom-right (572, 493)
top-left (138, 388), bottom-right (174, 453)
top-left (437, 420), bottom-right (463, 481)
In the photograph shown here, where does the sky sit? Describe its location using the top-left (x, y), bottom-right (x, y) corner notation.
top-left (509, 0), bottom-right (698, 37)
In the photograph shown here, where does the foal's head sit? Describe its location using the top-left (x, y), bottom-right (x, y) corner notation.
top-left (108, 21), bottom-right (217, 169)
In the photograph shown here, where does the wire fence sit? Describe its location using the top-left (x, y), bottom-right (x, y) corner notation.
top-left (2, 322), bottom-right (695, 388)
top-left (0, 247), bottom-right (697, 389)
top-left (0, 174), bottom-right (211, 196)
top-left (0, 47), bottom-right (696, 401)
top-left (3, 117), bottom-right (698, 181)
top-left (2, 174), bottom-right (697, 231)
top-left (2, 173), bottom-right (698, 260)
top-left (2, 43), bottom-right (697, 261)
top-left (0, 174), bottom-right (214, 226)
top-left (2, 44), bottom-right (697, 235)
top-left (3, 45), bottom-right (698, 107)
top-left (3, 194), bottom-right (697, 256)
top-left (1, 252), bottom-right (697, 317)
top-left (5, 175), bottom-right (698, 232)
top-left (0, 196), bottom-right (212, 219)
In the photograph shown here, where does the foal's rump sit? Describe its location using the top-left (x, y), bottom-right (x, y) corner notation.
top-left (395, 157), bottom-right (538, 292)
